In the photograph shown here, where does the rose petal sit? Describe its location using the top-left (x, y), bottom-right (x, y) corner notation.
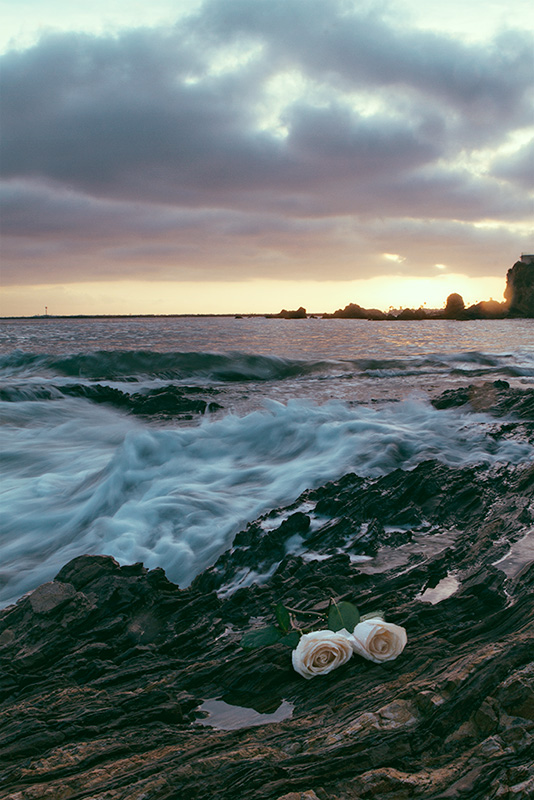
top-left (351, 619), bottom-right (407, 663)
top-left (292, 630), bottom-right (354, 679)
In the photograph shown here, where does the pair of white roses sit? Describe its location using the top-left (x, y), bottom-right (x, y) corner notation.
top-left (292, 618), bottom-right (407, 679)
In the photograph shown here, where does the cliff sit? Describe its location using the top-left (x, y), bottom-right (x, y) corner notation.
top-left (504, 261), bottom-right (534, 317)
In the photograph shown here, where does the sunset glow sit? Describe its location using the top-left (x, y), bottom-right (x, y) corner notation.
top-left (0, 275), bottom-right (508, 318)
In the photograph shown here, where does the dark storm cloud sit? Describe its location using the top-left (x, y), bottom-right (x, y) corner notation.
top-left (0, 33), bottom-right (441, 209)
top-left (1, 0), bottom-right (532, 285)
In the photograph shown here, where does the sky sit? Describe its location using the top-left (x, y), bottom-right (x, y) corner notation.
top-left (1, 0), bottom-right (533, 316)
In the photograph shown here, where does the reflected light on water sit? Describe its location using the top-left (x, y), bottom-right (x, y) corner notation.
top-left (196, 698), bottom-right (294, 731)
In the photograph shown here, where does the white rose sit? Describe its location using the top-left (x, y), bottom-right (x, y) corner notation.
top-left (350, 618), bottom-right (407, 663)
top-left (292, 629), bottom-right (354, 679)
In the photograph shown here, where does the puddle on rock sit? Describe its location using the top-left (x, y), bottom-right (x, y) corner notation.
top-left (196, 698), bottom-right (294, 731)
top-left (493, 528), bottom-right (534, 579)
top-left (417, 573), bottom-right (460, 604)
top-left (356, 529), bottom-right (459, 575)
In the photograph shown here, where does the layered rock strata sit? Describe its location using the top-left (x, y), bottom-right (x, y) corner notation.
top-left (1, 385), bottom-right (533, 800)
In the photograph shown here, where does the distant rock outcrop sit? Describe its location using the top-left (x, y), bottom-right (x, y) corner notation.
top-left (504, 261), bottom-right (534, 317)
top-left (395, 307), bottom-right (427, 320)
top-left (324, 303), bottom-right (387, 320)
top-left (331, 302), bottom-right (367, 318)
top-left (269, 259), bottom-right (534, 321)
top-left (272, 306), bottom-right (307, 319)
top-left (444, 293), bottom-right (466, 319)
top-left (465, 299), bottom-right (508, 319)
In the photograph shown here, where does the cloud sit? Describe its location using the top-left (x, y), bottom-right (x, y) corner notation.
top-left (490, 138), bottom-right (534, 191)
top-left (190, 0), bottom-right (534, 134)
top-left (1, 0), bottom-right (532, 288)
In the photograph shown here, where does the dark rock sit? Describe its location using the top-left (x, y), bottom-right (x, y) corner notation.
top-left (62, 383), bottom-right (223, 418)
top-left (396, 307), bottom-right (427, 320)
top-left (505, 260), bottom-right (534, 317)
top-left (331, 303), bottom-right (367, 319)
top-left (275, 307), bottom-right (308, 319)
top-left (1, 392), bottom-right (534, 799)
top-left (431, 382), bottom-right (534, 443)
top-left (444, 293), bottom-right (466, 319)
top-left (0, 382), bottom-right (223, 419)
top-left (55, 553), bottom-right (123, 588)
top-left (324, 303), bottom-right (387, 320)
top-left (465, 299), bottom-right (508, 319)
top-left (364, 308), bottom-right (388, 320)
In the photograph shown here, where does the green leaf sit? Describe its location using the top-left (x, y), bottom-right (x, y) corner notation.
top-left (275, 603), bottom-right (291, 632)
top-left (241, 626), bottom-right (282, 650)
top-left (279, 631), bottom-right (301, 649)
top-left (359, 610), bottom-right (385, 623)
top-left (328, 600), bottom-right (360, 633)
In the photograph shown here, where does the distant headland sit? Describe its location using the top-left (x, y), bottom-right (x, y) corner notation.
top-left (270, 256), bottom-right (534, 320)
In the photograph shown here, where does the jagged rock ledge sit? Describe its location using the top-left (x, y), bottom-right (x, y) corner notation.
top-left (0, 383), bottom-right (223, 420)
top-left (1, 385), bottom-right (533, 800)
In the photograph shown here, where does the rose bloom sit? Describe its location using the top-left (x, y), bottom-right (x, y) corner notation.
top-left (292, 629), bottom-right (354, 679)
top-left (351, 618), bottom-right (407, 663)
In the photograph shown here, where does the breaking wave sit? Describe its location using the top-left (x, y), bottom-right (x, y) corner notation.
top-left (1, 395), bottom-right (532, 607)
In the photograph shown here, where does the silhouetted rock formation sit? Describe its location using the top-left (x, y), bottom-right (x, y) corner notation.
top-left (395, 307), bottom-right (427, 320)
top-left (504, 260), bottom-right (534, 317)
top-left (465, 299), bottom-right (508, 319)
top-left (331, 302), bottom-right (367, 318)
top-left (270, 259), bottom-right (532, 321)
top-left (443, 292), bottom-right (466, 319)
top-left (364, 308), bottom-right (388, 320)
top-left (324, 303), bottom-right (387, 320)
top-left (272, 306), bottom-right (307, 319)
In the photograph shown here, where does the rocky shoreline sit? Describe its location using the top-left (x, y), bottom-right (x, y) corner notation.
top-left (272, 259), bottom-right (534, 321)
top-left (1, 383), bottom-right (533, 800)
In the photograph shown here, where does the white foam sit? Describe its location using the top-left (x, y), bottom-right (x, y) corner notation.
top-left (1, 397), bottom-right (533, 606)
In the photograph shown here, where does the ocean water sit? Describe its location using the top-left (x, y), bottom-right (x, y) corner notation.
top-left (1, 316), bottom-right (533, 607)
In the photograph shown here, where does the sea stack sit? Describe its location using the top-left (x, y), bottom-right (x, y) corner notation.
top-left (504, 255), bottom-right (534, 317)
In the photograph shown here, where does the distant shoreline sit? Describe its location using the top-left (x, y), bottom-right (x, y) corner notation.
top-left (0, 313), bottom-right (526, 321)
top-left (4, 259), bottom-right (531, 321)
top-left (0, 314), bottom-right (267, 320)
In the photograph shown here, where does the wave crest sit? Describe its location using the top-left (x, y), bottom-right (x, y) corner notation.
top-left (0, 350), bottom-right (327, 382)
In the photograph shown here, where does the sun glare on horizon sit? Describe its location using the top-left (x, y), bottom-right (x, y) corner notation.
top-left (0, 273), bottom-right (509, 318)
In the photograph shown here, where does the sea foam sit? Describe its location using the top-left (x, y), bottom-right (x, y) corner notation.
top-left (0, 395), bottom-right (532, 607)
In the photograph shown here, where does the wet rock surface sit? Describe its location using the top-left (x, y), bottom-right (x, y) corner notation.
top-left (431, 380), bottom-right (534, 419)
top-left (0, 382), bottom-right (223, 419)
top-left (1, 387), bottom-right (533, 800)
top-left (431, 381), bottom-right (534, 444)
